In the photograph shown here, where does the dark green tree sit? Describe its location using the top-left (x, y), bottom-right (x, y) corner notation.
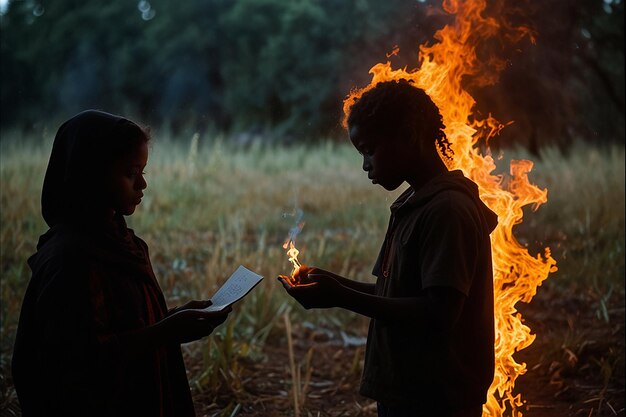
top-left (1, 0), bottom-right (623, 145)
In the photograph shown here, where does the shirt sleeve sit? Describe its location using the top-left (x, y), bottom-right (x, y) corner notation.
top-left (418, 192), bottom-right (482, 296)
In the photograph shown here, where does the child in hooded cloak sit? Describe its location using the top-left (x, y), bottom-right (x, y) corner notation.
top-left (12, 110), bottom-right (229, 417)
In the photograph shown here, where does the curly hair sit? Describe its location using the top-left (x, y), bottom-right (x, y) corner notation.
top-left (346, 79), bottom-right (452, 159)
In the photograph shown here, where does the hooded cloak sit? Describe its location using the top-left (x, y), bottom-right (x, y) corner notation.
top-left (12, 110), bottom-right (195, 417)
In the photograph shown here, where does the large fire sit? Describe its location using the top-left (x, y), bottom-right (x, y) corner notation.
top-left (341, 0), bottom-right (557, 416)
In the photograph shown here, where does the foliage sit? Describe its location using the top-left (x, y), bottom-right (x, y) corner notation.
top-left (472, 0), bottom-right (626, 152)
top-left (0, 0), bottom-right (418, 139)
top-left (1, 0), bottom-right (623, 144)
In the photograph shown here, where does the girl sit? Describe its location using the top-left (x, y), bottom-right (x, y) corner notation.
top-left (12, 110), bottom-right (229, 417)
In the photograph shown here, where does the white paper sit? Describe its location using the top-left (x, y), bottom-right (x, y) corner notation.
top-left (203, 265), bottom-right (263, 312)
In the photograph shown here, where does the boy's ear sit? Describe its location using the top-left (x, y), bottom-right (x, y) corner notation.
top-left (405, 127), bottom-right (438, 160)
top-left (395, 124), bottom-right (418, 147)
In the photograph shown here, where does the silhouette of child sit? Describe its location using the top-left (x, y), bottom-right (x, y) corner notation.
top-left (12, 110), bottom-right (230, 417)
top-left (280, 80), bottom-right (498, 417)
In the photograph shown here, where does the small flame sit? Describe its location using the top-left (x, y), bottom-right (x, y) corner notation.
top-left (282, 241), bottom-right (310, 286)
top-left (283, 240), bottom-right (302, 278)
top-left (282, 207), bottom-right (306, 285)
top-left (386, 45), bottom-right (400, 58)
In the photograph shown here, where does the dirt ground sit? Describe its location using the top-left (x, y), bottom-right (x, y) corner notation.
top-left (194, 286), bottom-right (625, 417)
top-left (0, 284), bottom-right (622, 417)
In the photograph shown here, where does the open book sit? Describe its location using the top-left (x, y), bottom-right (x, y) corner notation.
top-left (202, 265), bottom-right (263, 312)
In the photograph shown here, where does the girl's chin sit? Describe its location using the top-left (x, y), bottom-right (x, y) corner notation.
top-left (120, 206), bottom-right (137, 216)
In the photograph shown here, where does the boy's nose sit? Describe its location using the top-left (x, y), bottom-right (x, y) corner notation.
top-left (362, 156), bottom-right (372, 171)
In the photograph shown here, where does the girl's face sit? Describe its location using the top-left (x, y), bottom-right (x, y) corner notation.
top-left (105, 141), bottom-right (148, 216)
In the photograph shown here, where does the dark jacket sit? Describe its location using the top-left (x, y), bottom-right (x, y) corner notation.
top-left (12, 222), bottom-right (195, 417)
top-left (360, 170), bottom-right (498, 412)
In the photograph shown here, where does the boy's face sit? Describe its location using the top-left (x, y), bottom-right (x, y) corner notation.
top-left (349, 123), bottom-right (412, 191)
top-left (105, 142), bottom-right (148, 216)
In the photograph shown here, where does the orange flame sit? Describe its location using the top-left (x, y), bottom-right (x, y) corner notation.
top-left (283, 240), bottom-right (302, 278)
top-left (282, 242), bottom-right (311, 287)
top-left (282, 209), bottom-right (307, 285)
top-left (343, 1), bottom-right (557, 416)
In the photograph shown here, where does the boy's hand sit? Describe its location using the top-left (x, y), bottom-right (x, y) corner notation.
top-left (277, 268), bottom-right (342, 309)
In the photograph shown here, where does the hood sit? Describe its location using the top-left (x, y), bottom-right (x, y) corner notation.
top-left (392, 170), bottom-right (498, 233)
top-left (41, 109), bottom-right (128, 228)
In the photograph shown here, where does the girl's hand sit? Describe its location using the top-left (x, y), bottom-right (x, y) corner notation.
top-left (277, 267), bottom-right (343, 309)
top-left (160, 305), bottom-right (232, 344)
top-left (168, 299), bottom-right (213, 316)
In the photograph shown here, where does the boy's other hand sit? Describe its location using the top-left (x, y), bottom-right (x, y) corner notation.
top-left (277, 268), bottom-right (342, 309)
top-left (306, 267), bottom-right (346, 282)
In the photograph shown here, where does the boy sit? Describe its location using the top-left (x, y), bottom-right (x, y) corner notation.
top-left (279, 80), bottom-right (497, 417)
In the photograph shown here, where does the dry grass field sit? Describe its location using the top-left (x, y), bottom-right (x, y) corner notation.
top-left (1, 134), bottom-right (624, 416)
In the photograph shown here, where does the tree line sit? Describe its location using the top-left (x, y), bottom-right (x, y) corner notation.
top-left (1, 0), bottom-right (623, 148)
